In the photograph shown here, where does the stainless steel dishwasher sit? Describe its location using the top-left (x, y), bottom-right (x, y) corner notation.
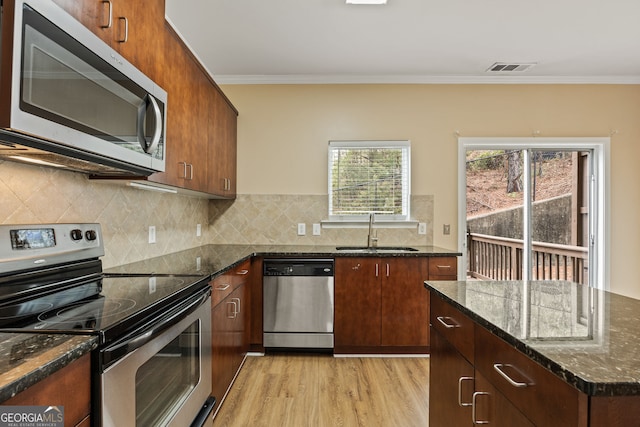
top-left (263, 259), bottom-right (334, 349)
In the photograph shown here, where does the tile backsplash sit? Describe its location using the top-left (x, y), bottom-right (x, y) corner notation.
top-left (209, 194), bottom-right (434, 246)
top-left (0, 161), bottom-right (209, 268)
top-left (1, 160), bottom-right (435, 268)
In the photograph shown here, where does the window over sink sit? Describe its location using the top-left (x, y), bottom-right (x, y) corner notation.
top-left (328, 140), bottom-right (411, 223)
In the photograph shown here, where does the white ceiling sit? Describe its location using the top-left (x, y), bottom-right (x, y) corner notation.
top-left (164, 0), bottom-right (640, 84)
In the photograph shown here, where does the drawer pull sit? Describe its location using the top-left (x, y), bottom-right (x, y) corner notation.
top-left (472, 392), bottom-right (490, 425)
top-left (436, 265), bottom-right (452, 269)
top-left (493, 363), bottom-right (532, 388)
top-left (214, 283), bottom-right (230, 291)
top-left (436, 316), bottom-right (460, 328)
top-left (458, 376), bottom-right (474, 407)
top-left (237, 269), bottom-right (249, 275)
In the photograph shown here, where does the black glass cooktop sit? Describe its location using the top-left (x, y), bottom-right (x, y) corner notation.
top-left (0, 274), bottom-right (209, 344)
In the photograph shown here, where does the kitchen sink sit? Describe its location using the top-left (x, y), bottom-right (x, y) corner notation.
top-left (335, 246), bottom-right (419, 253)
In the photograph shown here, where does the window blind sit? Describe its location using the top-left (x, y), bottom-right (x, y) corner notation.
top-left (328, 140), bottom-right (410, 221)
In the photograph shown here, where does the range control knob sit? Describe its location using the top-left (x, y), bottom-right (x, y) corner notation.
top-left (70, 229), bottom-right (83, 241)
top-left (85, 230), bottom-right (97, 241)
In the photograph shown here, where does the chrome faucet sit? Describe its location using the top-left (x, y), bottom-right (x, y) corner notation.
top-left (367, 213), bottom-right (378, 248)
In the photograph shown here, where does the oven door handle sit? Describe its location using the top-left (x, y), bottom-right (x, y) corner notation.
top-left (103, 288), bottom-right (211, 361)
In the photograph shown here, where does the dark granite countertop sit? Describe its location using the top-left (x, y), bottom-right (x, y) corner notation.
top-left (104, 244), bottom-right (461, 278)
top-left (0, 333), bottom-right (97, 402)
top-left (425, 280), bottom-right (640, 397)
top-left (2, 244), bottom-right (458, 403)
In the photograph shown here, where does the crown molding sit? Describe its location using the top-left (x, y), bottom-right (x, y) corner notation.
top-left (215, 74), bottom-right (640, 85)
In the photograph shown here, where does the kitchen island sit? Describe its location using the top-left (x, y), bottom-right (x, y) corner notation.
top-left (425, 280), bottom-right (640, 426)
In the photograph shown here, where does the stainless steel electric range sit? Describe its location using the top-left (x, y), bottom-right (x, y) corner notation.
top-left (0, 223), bottom-right (214, 426)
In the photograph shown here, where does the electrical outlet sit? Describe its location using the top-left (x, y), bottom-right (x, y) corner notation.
top-left (297, 223), bottom-right (306, 236)
top-left (313, 223), bottom-right (321, 236)
top-left (196, 223), bottom-right (202, 237)
top-left (148, 276), bottom-right (156, 294)
top-left (443, 224), bottom-right (451, 235)
top-left (148, 226), bottom-right (156, 243)
top-left (418, 222), bottom-right (427, 235)
top-left (196, 256), bottom-right (201, 271)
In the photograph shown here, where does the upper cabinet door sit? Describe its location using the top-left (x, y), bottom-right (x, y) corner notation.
top-left (208, 86), bottom-right (238, 198)
top-left (52, 0), bottom-right (165, 79)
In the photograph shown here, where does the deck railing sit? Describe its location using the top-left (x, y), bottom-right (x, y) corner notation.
top-left (467, 232), bottom-right (589, 285)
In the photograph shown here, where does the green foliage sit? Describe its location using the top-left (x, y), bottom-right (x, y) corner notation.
top-left (466, 150), bottom-right (504, 171)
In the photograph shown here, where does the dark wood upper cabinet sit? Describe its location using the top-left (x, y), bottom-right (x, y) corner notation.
top-left (53, 0), bottom-right (238, 198)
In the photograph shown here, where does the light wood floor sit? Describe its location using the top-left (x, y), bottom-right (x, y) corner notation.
top-left (211, 353), bottom-right (430, 427)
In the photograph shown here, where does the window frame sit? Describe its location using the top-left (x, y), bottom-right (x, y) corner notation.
top-left (327, 140), bottom-right (411, 223)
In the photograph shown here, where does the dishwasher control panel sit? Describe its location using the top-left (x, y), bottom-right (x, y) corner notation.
top-left (263, 259), bottom-right (334, 276)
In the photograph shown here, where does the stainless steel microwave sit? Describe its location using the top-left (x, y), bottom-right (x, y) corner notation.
top-left (0, 0), bottom-right (167, 176)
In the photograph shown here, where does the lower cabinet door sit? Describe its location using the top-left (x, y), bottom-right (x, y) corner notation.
top-left (211, 284), bottom-right (248, 405)
top-left (429, 329), bottom-right (474, 427)
top-left (473, 371), bottom-right (535, 427)
top-left (211, 294), bottom-right (236, 403)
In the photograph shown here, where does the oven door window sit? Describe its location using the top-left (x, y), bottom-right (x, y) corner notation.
top-left (135, 320), bottom-right (200, 426)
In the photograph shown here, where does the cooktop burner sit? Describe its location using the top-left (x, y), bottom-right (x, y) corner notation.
top-left (37, 297), bottom-right (137, 324)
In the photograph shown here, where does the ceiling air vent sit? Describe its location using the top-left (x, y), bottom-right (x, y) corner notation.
top-left (486, 62), bottom-right (537, 73)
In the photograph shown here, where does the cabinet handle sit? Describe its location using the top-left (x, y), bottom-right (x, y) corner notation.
top-left (472, 392), bottom-right (490, 425)
top-left (436, 316), bottom-right (460, 328)
top-left (179, 162), bottom-right (194, 180)
top-left (458, 376), bottom-right (474, 407)
top-left (227, 300), bottom-right (237, 318)
top-left (101, 0), bottom-right (112, 28)
top-left (236, 270), bottom-right (249, 275)
top-left (214, 283), bottom-right (230, 291)
top-left (231, 297), bottom-right (241, 314)
top-left (493, 363), bottom-right (532, 388)
top-left (436, 265), bottom-right (452, 270)
top-left (375, 263), bottom-right (379, 277)
top-left (117, 17), bottom-right (129, 43)
top-left (386, 263), bottom-right (390, 277)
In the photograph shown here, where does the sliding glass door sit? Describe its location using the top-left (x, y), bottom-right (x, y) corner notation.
top-left (459, 138), bottom-right (609, 289)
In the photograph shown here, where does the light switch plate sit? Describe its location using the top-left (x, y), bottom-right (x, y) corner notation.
top-left (148, 226), bottom-right (156, 243)
top-left (443, 224), bottom-right (451, 235)
top-left (297, 223), bottom-right (306, 235)
top-left (196, 223), bottom-right (202, 237)
top-left (313, 223), bottom-right (321, 235)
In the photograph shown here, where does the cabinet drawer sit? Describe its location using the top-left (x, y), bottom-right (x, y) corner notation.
top-left (428, 257), bottom-right (457, 279)
top-left (430, 294), bottom-right (474, 363)
top-left (210, 260), bottom-right (251, 307)
top-left (475, 325), bottom-right (584, 427)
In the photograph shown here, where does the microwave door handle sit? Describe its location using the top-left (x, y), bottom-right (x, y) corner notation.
top-left (137, 94), bottom-right (163, 154)
top-left (103, 289), bottom-right (210, 358)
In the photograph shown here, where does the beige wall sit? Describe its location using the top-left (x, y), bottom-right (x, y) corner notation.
top-left (2, 83), bottom-right (639, 298)
top-left (221, 84), bottom-right (640, 297)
